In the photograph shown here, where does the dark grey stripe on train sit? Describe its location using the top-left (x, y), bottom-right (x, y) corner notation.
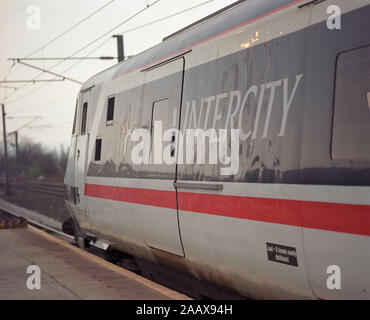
top-left (87, 3), bottom-right (370, 186)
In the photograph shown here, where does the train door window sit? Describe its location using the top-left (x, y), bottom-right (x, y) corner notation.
top-left (81, 102), bottom-right (88, 135)
top-left (151, 99), bottom-right (171, 129)
top-left (151, 99), bottom-right (173, 153)
top-left (331, 45), bottom-right (370, 160)
top-left (151, 99), bottom-right (177, 158)
top-left (95, 138), bottom-right (102, 162)
top-left (106, 96), bottom-right (115, 125)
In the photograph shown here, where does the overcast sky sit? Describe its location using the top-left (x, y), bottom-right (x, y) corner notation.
top-left (0, 0), bottom-right (237, 152)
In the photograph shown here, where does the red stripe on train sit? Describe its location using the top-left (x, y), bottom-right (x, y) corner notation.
top-left (85, 184), bottom-right (177, 209)
top-left (85, 183), bottom-right (370, 237)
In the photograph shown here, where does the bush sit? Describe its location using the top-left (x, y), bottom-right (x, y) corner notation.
top-left (0, 137), bottom-right (68, 183)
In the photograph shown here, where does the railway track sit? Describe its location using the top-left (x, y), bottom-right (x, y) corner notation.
top-left (0, 181), bottom-right (64, 198)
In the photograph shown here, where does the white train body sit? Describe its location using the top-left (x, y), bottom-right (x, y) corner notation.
top-left (64, 0), bottom-right (370, 299)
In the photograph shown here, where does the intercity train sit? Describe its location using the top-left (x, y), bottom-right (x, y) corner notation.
top-left (64, 0), bottom-right (370, 299)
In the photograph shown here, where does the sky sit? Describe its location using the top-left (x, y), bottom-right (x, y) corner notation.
top-left (0, 0), bottom-right (237, 152)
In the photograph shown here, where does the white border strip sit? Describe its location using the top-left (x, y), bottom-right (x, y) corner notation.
top-left (86, 176), bottom-right (370, 206)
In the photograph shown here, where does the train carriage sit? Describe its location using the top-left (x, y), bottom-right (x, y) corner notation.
top-left (64, 0), bottom-right (370, 299)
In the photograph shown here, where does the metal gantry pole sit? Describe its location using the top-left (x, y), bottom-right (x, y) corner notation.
top-left (113, 35), bottom-right (125, 63)
top-left (1, 104), bottom-right (11, 195)
top-left (14, 131), bottom-right (19, 183)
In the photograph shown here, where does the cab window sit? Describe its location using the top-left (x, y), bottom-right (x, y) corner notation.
top-left (106, 96), bottom-right (115, 124)
top-left (81, 102), bottom-right (88, 135)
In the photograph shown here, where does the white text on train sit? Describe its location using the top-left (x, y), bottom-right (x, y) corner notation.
top-left (130, 74), bottom-right (303, 176)
top-left (183, 74), bottom-right (303, 140)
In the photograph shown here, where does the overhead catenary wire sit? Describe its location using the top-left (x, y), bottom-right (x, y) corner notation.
top-left (0, 0), bottom-right (116, 99)
top-left (3, 0), bottom-right (225, 148)
top-left (3, 0), bottom-right (225, 110)
top-left (3, 37), bottom-right (113, 104)
top-left (1, 63), bottom-right (16, 101)
top-left (2, 63), bottom-right (15, 80)
top-left (24, 124), bottom-right (74, 138)
top-left (12, 117), bottom-right (42, 133)
top-left (16, 60), bottom-right (83, 85)
top-left (4, 0), bottom-right (219, 104)
top-left (2, 0), bottom-right (162, 104)
top-left (31, 0), bottom-right (162, 72)
top-left (117, 0), bottom-right (215, 36)
top-left (5, 0), bottom-right (216, 106)
top-left (9, 97), bottom-right (76, 114)
top-left (4, 0), bottom-right (226, 144)
top-left (13, 121), bottom-right (73, 137)
top-left (7, 116), bottom-right (43, 120)
top-left (22, 0), bottom-right (116, 59)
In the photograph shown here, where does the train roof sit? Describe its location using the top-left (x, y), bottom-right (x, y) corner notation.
top-left (80, 0), bottom-right (294, 91)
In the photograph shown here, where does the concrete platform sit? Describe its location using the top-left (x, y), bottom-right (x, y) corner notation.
top-left (0, 226), bottom-right (189, 300)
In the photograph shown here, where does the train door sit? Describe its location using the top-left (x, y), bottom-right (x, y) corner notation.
top-left (74, 89), bottom-right (91, 230)
top-left (174, 2), bottom-right (316, 298)
top-left (301, 0), bottom-right (370, 299)
top-left (140, 57), bottom-right (185, 256)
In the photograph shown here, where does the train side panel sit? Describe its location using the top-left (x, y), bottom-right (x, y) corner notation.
top-left (301, 0), bottom-right (370, 299)
top-left (176, 2), bottom-right (313, 299)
